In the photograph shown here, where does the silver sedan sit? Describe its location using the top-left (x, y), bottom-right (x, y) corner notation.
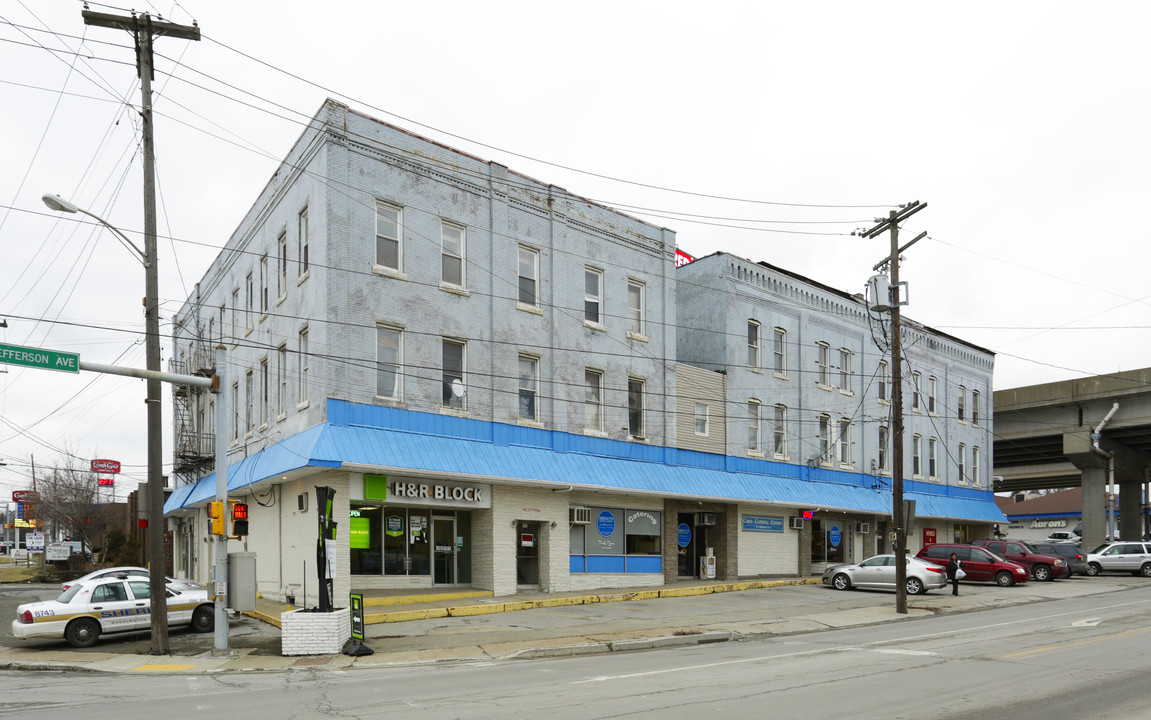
top-left (823, 554), bottom-right (948, 595)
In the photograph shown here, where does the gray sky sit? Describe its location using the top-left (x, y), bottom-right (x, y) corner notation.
top-left (2, 1), bottom-right (1149, 495)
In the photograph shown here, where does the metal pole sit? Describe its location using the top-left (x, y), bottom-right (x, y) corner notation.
top-left (213, 345), bottom-right (229, 653)
top-left (888, 212), bottom-right (907, 615)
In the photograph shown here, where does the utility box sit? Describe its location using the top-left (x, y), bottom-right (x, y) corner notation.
top-left (227, 551), bottom-right (257, 612)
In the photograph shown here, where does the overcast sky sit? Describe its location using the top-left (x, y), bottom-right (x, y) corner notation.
top-left (1, 1), bottom-right (1149, 496)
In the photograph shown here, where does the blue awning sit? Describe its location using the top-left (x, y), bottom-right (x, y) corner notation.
top-left (167, 400), bottom-right (1005, 523)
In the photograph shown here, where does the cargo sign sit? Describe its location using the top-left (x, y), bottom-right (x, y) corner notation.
top-left (0, 342), bottom-right (79, 373)
top-left (91, 459), bottom-right (121, 473)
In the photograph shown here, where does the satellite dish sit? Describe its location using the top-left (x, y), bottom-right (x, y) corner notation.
top-left (450, 379), bottom-right (466, 398)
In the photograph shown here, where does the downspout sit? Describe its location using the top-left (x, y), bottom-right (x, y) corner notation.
top-left (1091, 403), bottom-right (1119, 540)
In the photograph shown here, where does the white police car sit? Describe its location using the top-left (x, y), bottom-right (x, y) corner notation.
top-left (12, 574), bottom-right (214, 648)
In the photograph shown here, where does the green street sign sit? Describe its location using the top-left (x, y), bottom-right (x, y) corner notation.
top-left (0, 342), bottom-right (79, 373)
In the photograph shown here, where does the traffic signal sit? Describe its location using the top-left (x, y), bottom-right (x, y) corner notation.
top-left (231, 503), bottom-right (249, 537)
top-left (209, 500), bottom-right (227, 536)
top-left (801, 510), bottom-right (815, 520)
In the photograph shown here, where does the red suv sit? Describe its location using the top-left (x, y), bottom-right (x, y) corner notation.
top-left (969, 539), bottom-right (1070, 581)
top-left (916, 544), bottom-right (1031, 586)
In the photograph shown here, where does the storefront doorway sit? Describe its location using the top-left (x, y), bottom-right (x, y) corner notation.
top-left (432, 516), bottom-right (457, 585)
top-left (516, 521), bottom-right (540, 586)
top-left (677, 513), bottom-right (712, 578)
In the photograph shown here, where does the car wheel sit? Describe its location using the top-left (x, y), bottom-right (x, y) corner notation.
top-left (1141, 564), bottom-right (1151, 578)
top-left (832, 573), bottom-right (851, 591)
top-left (65, 618), bottom-right (101, 648)
top-left (906, 577), bottom-right (925, 595)
top-left (995, 571), bottom-right (1016, 587)
top-left (191, 605), bottom-right (214, 633)
top-left (1087, 562), bottom-right (1102, 576)
top-left (1032, 565), bottom-right (1052, 582)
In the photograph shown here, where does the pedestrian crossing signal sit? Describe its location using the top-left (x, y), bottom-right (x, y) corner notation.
top-left (232, 503), bottom-right (249, 537)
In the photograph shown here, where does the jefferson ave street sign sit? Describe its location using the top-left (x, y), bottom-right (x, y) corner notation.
top-left (0, 342), bottom-right (79, 373)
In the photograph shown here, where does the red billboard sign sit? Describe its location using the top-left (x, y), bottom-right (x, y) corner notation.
top-left (12, 490), bottom-right (39, 502)
top-left (90, 459), bottom-right (121, 474)
top-left (674, 248), bottom-right (695, 267)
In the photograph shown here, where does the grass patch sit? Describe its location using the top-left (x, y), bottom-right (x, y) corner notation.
top-left (0, 565), bottom-right (46, 583)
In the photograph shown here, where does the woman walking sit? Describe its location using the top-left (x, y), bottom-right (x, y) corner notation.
top-left (946, 552), bottom-right (963, 596)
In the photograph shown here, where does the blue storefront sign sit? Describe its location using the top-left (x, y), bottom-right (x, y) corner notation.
top-left (741, 515), bottom-right (785, 533)
top-left (597, 510), bottom-right (616, 538)
top-left (830, 524), bottom-right (842, 547)
top-left (678, 523), bottom-right (692, 548)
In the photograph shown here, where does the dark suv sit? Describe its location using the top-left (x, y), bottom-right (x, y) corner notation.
top-left (917, 544), bottom-right (1031, 586)
top-left (1031, 542), bottom-right (1089, 576)
top-left (970, 539), bottom-right (1070, 581)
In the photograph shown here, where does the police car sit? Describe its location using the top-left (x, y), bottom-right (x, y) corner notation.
top-left (12, 574), bottom-right (214, 648)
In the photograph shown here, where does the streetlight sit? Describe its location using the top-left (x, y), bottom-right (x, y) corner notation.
top-left (41, 192), bottom-right (170, 653)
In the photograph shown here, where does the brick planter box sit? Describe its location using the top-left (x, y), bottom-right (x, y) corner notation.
top-left (281, 607), bottom-right (351, 656)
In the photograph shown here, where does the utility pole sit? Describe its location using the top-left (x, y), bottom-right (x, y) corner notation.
top-left (860, 201), bottom-right (927, 615)
top-left (82, 7), bottom-right (200, 656)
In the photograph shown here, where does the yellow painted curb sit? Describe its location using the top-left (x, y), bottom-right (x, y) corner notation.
top-left (373, 608), bottom-right (450, 623)
top-left (244, 610), bottom-right (282, 628)
top-left (364, 590), bottom-right (492, 607)
top-left (447, 603), bottom-right (507, 617)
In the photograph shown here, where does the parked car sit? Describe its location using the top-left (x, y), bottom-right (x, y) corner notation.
top-left (1085, 542), bottom-right (1151, 577)
top-left (970, 539), bottom-right (1070, 581)
top-left (12, 575), bottom-right (214, 648)
top-left (1031, 542), bottom-right (1090, 576)
top-left (61, 566), bottom-right (203, 593)
top-left (822, 554), bottom-right (948, 595)
top-left (916, 544), bottom-right (1031, 586)
top-left (1045, 531), bottom-right (1080, 545)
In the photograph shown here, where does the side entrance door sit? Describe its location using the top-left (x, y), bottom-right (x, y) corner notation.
top-left (432, 516), bottom-right (457, 585)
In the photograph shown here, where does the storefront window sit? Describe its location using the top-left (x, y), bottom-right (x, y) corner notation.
top-left (350, 505), bottom-right (382, 575)
top-left (570, 507), bottom-right (661, 573)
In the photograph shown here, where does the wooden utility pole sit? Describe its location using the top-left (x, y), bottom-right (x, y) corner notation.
top-left (81, 7), bottom-right (200, 656)
top-left (861, 201), bottom-right (927, 615)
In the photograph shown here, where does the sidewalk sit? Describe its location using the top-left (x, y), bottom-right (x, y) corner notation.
top-left (0, 575), bottom-right (1123, 674)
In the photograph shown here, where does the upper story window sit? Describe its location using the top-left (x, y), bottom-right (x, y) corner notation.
top-left (376, 203), bottom-right (402, 271)
top-left (958, 386), bottom-right (967, 422)
top-left (376, 326), bottom-right (403, 400)
top-left (747, 399), bottom-right (761, 454)
top-left (958, 442), bottom-right (967, 483)
top-left (518, 246), bottom-right (538, 306)
top-left (628, 378), bottom-right (645, 439)
top-left (747, 320), bottom-right (761, 369)
top-left (584, 268), bottom-right (602, 324)
top-left (911, 371), bottom-right (922, 411)
top-left (972, 390), bottom-right (981, 426)
top-left (819, 414), bottom-right (832, 463)
top-left (928, 376), bottom-right (938, 414)
top-left (773, 405), bottom-right (788, 458)
top-left (694, 402), bottom-right (710, 436)
top-left (878, 426), bottom-right (889, 472)
top-left (442, 338), bottom-right (466, 410)
top-left (627, 280), bottom-right (645, 336)
top-left (245, 273), bottom-right (253, 331)
top-left (839, 348), bottom-right (851, 391)
top-left (912, 434), bottom-right (922, 476)
top-left (773, 328), bottom-right (786, 376)
top-left (972, 446), bottom-right (981, 486)
top-left (817, 343), bottom-right (831, 387)
top-left (259, 255), bottom-right (269, 315)
top-left (277, 232), bottom-right (287, 299)
top-left (298, 327), bottom-right (309, 404)
top-left (928, 436), bottom-right (938, 478)
top-left (441, 222), bottom-right (465, 288)
top-left (585, 369), bottom-right (603, 432)
top-left (298, 206), bottom-right (309, 277)
top-left (519, 355), bottom-right (538, 421)
top-left (837, 418), bottom-right (851, 465)
top-left (878, 360), bottom-right (889, 402)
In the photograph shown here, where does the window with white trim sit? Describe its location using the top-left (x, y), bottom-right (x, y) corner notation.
top-left (298, 327), bottom-right (309, 404)
top-left (627, 280), bottom-right (645, 335)
top-left (773, 328), bottom-right (786, 376)
top-left (585, 369), bottom-right (603, 431)
top-left (972, 446), bottom-right (981, 486)
top-left (245, 369), bottom-right (253, 436)
top-left (628, 378), bottom-right (645, 438)
top-left (819, 414), bottom-right (832, 463)
top-left (231, 380), bottom-right (239, 442)
top-left (259, 357), bottom-right (268, 427)
top-left (747, 320), bottom-right (761, 368)
top-left (584, 268), bottom-right (602, 324)
top-left (839, 348), bottom-right (851, 391)
top-left (518, 246), bottom-right (538, 306)
top-left (773, 405), bottom-right (788, 458)
top-left (818, 342), bottom-right (831, 387)
top-left (278, 232), bottom-right (287, 299)
top-left (972, 390), bottom-right (981, 426)
top-left (929, 436), bottom-right (938, 478)
top-left (837, 418), bottom-right (851, 465)
top-left (376, 203), bottom-right (402, 271)
top-left (376, 326), bottom-right (402, 400)
top-left (747, 400), bottom-right (760, 453)
top-left (928, 376), bottom-right (938, 414)
top-left (298, 206), bottom-right (309, 277)
top-left (958, 443), bottom-right (967, 483)
top-left (276, 344), bottom-right (286, 417)
top-left (912, 371), bottom-right (922, 411)
top-left (245, 272), bottom-right (253, 330)
top-left (878, 426), bottom-right (889, 472)
top-left (958, 385), bottom-right (967, 422)
top-left (913, 434), bottom-right (922, 476)
top-left (519, 355), bottom-right (538, 420)
top-left (441, 222), bottom-right (465, 287)
top-left (694, 402), bottom-right (709, 436)
top-left (259, 256), bottom-right (268, 315)
top-left (442, 338), bottom-right (466, 410)
top-left (878, 360), bottom-right (889, 402)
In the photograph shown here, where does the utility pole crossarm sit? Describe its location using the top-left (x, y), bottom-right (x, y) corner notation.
top-left (82, 10), bottom-right (201, 41)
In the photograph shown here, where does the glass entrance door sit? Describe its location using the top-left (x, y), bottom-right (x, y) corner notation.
top-left (432, 516), bottom-right (457, 585)
top-left (516, 521), bottom-right (540, 586)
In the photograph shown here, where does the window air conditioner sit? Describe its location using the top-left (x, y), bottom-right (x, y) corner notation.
top-left (857, 522), bottom-right (870, 534)
top-left (789, 517), bottom-right (805, 530)
top-left (569, 506), bottom-right (591, 525)
top-left (696, 512), bottom-right (717, 526)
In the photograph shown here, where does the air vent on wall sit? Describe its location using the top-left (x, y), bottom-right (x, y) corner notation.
top-left (789, 517), bottom-right (804, 530)
top-left (696, 512), bottom-right (717, 526)
top-left (856, 522), bottom-right (870, 534)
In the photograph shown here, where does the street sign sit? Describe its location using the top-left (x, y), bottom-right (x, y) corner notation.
top-left (12, 490), bottom-right (40, 502)
top-left (0, 342), bottom-right (79, 373)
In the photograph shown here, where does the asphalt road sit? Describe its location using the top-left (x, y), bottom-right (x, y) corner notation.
top-left (2, 584), bottom-right (1150, 719)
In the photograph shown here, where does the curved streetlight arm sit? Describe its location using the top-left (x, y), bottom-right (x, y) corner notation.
top-left (41, 194), bottom-right (147, 265)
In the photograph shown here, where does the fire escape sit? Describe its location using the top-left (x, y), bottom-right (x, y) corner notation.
top-left (171, 336), bottom-right (216, 487)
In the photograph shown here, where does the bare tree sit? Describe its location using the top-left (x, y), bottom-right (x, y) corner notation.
top-left (36, 453), bottom-right (107, 559)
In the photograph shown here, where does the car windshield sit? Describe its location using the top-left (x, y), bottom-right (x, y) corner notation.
top-left (57, 583), bottom-right (85, 603)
